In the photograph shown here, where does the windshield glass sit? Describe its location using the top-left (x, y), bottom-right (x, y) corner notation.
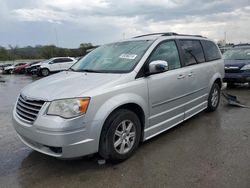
top-left (40, 59), bottom-right (50, 64)
top-left (223, 48), bottom-right (250, 60)
top-left (70, 40), bottom-right (153, 73)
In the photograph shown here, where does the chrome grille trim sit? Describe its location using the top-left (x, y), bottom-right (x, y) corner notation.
top-left (18, 96), bottom-right (44, 107)
top-left (17, 99), bottom-right (40, 112)
top-left (16, 95), bottom-right (45, 123)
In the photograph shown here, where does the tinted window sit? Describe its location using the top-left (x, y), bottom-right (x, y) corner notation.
top-left (52, 59), bottom-right (62, 63)
top-left (201, 40), bottom-right (221, 61)
top-left (61, 58), bottom-right (73, 62)
top-left (149, 41), bottom-right (181, 70)
top-left (180, 40), bottom-right (205, 66)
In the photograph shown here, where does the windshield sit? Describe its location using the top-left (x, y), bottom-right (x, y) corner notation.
top-left (70, 40), bottom-right (153, 73)
top-left (40, 59), bottom-right (50, 64)
top-left (223, 48), bottom-right (250, 60)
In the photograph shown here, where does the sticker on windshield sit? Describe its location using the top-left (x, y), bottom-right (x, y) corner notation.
top-left (119, 54), bottom-right (137, 60)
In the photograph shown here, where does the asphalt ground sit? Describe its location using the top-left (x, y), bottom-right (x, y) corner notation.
top-left (0, 74), bottom-right (249, 188)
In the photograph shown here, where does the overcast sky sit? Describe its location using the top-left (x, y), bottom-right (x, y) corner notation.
top-left (0, 0), bottom-right (250, 48)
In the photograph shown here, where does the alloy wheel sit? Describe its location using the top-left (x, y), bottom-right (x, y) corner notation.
top-left (113, 120), bottom-right (136, 154)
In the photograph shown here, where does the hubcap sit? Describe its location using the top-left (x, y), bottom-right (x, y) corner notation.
top-left (113, 120), bottom-right (136, 154)
top-left (42, 69), bottom-right (48, 76)
top-left (211, 88), bottom-right (219, 107)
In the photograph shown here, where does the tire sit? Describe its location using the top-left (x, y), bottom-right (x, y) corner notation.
top-left (99, 109), bottom-right (141, 163)
top-left (41, 68), bottom-right (49, 77)
top-left (207, 83), bottom-right (220, 112)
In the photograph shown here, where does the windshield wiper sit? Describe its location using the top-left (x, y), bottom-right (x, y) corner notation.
top-left (68, 67), bottom-right (76, 71)
top-left (79, 69), bottom-right (103, 73)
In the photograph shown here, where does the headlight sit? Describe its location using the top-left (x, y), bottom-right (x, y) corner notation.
top-left (47, 98), bottom-right (90, 118)
top-left (241, 64), bottom-right (250, 70)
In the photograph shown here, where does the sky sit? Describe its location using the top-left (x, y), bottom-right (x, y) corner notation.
top-left (0, 0), bottom-right (250, 48)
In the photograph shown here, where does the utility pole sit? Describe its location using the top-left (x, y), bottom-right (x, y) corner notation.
top-left (224, 31), bottom-right (227, 46)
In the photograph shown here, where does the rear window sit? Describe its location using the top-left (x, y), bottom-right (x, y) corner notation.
top-left (179, 40), bottom-right (205, 66)
top-left (201, 40), bottom-right (221, 61)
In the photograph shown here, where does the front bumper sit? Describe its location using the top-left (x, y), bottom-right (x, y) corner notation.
top-left (223, 72), bottom-right (250, 83)
top-left (12, 107), bottom-right (98, 158)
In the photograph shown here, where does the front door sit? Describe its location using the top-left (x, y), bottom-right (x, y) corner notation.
top-left (145, 40), bottom-right (189, 139)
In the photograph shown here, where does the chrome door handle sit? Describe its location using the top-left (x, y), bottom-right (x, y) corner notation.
top-left (177, 74), bottom-right (186, 79)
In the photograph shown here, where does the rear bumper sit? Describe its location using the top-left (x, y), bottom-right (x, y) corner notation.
top-left (223, 72), bottom-right (250, 83)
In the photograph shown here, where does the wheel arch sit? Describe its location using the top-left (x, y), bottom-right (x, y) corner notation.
top-left (92, 93), bottom-right (148, 154)
top-left (208, 73), bottom-right (223, 92)
top-left (102, 103), bottom-right (146, 141)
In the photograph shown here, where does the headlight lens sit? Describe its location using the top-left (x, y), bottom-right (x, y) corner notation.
top-left (241, 64), bottom-right (250, 70)
top-left (47, 98), bottom-right (90, 118)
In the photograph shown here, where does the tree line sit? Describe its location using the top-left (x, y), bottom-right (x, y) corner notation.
top-left (0, 43), bottom-right (97, 61)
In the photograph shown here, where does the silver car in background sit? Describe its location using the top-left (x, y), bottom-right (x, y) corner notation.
top-left (12, 33), bottom-right (224, 162)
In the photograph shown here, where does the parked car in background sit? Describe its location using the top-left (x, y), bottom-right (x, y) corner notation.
top-left (223, 44), bottom-right (250, 87)
top-left (24, 61), bottom-right (41, 74)
top-left (13, 33), bottom-right (224, 162)
top-left (14, 63), bottom-right (29, 74)
top-left (3, 63), bottom-right (26, 74)
top-left (37, 57), bottom-right (77, 76)
top-left (0, 63), bottom-right (12, 70)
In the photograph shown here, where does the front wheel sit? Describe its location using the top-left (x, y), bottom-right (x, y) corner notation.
top-left (40, 68), bottom-right (49, 77)
top-left (207, 83), bottom-right (220, 112)
top-left (99, 109), bottom-right (141, 163)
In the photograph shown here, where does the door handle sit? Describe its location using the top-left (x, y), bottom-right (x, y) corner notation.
top-left (177, 74), bottom-right (186, 79)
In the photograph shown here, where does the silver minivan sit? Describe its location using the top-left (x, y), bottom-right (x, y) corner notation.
top-left (12, 33), bottom-right (224, 162)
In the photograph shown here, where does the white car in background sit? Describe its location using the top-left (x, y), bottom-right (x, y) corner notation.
top-left (3, 63), bottom-right (26, 74)
top-left (38, 57), bottom-right (77, 76)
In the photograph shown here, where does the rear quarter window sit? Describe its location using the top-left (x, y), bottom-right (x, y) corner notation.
top-left (201, 40), bottom-right (221, 61)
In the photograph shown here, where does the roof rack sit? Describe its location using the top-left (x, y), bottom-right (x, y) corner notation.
top-left (133, 32), bottom-right (205, 38)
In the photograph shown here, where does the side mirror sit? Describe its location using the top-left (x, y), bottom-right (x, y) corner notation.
top-left (148, 60), bottom-right (168, 75)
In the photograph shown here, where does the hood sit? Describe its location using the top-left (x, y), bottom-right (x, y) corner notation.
top-left (30, 62), bottom-right (41, 67)
top-left (21, 71), bottom-right (122, 101)
top-left (224, 59), bottom-right (250, 69)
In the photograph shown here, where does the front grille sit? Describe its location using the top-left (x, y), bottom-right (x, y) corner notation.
top-left (225, 69), bottom-right (243, 73)
top-left (16, 95), bottom-right (45, 123)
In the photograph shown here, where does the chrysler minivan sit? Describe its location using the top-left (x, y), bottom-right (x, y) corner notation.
top-left (12, 33), bottom-right (224, 162)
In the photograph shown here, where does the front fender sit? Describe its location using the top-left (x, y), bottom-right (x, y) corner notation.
top-left (89, 93), bottom-right (148, 147)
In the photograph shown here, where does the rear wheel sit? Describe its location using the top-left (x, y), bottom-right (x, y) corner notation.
top-left (99, 109), bottom-right (141, 163)
top-left (207, 83), bottom-right (220, 112)
top-left (41, 68), bottom-right (49, 77)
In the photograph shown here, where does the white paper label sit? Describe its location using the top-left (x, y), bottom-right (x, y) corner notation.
top-left (119, 54), bottom-right (137, 60)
